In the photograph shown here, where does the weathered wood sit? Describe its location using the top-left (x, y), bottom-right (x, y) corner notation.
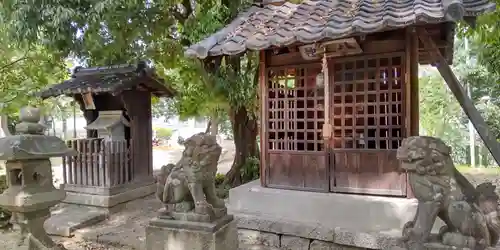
top-left (117, 142), bottom-right (123, 184)
top-left (83, 139), bottom-right (89, 185)
top-left (418, 28), bottom-right (500, 167)
top-left (62, 139), bottom-right (129, 187)
top-left (259, 50), bottom-right (267, 187)
top-left (264, 62), bottom-right (329, 190)
top-left (405, 27), bottom-right (419, 199)
top-left (76, 140), bottom-right (82, 184)
top-left (92, 140), bottom-right (99, 186)
top-left (267, 152), bottom-right (328, 192)
top-left (125, 142), bottom-right (130, 183)
top-left (406, 27), bottom-right (420, 136)
top-left (265, 31), bottom-right (449, 67)
top-left (330, 150), bottom-right (407, 196)
top-left (122, 90), bottom-right (153, 179)
top-left (70, 140), bottom-right (76, 184)
top-left (327, 52), bottom-right (407, 196)
top-left (62, 143), bottom-right (69, 183)
top-left (129, 138), bottom-right (135, 181)
top-left (114, 141), bottom-right (119, 185)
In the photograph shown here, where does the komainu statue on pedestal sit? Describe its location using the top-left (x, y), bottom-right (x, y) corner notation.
top-left (397, 136), bottom-right (500, 250)
top-left (155, 132), bottom-right (227, 222)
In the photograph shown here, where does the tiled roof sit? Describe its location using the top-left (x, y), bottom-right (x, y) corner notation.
top-left (185, 0), bottom-right (496, 59)
top-left (37, 62), bottom-right (175, 99)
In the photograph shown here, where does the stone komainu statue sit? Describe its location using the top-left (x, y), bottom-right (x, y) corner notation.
top-left (155, 132), bottom-right (226, 222)
top-left (397, 136), bottom-right (500, 250)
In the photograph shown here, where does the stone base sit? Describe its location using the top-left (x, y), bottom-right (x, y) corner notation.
top-left (45, 204), bottom-right (108, 237)
top-left (44, 179), bottom-right (156, 237)
top-left (391, 242), bottom-right (497, 250)
top-left (159, 207), bottom-right (228, 222)
top-left (61, 181), bottom-right (156, 209)
top-left (228, 180), bottom-right (446, 249)
top-left (146, 215), bottom-right (238, 250)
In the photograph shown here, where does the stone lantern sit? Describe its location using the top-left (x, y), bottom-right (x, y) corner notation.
top-left (0, 107), bottom-right (76, 249)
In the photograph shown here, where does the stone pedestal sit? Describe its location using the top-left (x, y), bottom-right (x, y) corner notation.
top-left (61, 178), bottom-right (156, 209)
top-left (146, 215), bottom-right (238, 250)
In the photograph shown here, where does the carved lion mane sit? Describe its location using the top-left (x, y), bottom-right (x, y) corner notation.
top-left (397, 136), bottom-right (454, 176)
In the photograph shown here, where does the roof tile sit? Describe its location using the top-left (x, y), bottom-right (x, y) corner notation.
top-left (186, 0), bottom-right (495, 59)
top-left (37, 63), bottom-right (175, 99)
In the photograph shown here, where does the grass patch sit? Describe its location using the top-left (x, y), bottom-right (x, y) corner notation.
top-left (215, 173), bottom-right (230, 199)
top-left (456, 164), bottom-right (500, 175)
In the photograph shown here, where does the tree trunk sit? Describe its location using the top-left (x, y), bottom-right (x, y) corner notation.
top-left (205, 119), bottom-right (212, 133)
top-left (224, 106), bottom-right (258, 187)
top-left (0, 115), bottom-right (11, 137)
top-left (210, 116), bottom-right (219, 136)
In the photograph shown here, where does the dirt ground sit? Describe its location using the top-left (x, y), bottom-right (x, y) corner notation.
top-left (0, 170), bottom-right (498, 250)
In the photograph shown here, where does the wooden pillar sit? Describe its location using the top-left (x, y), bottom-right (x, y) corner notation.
top-left (405, 27), bottom-right (419, 199)
top-left (259, 50), bottom-right (267, 187)
top-left (122, 90), bottom-right (153, 180)
top-left (405, 27), bottom-right (419, 136)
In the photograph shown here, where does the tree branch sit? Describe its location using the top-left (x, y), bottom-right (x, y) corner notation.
top-left (0, 56), bottom-right (29, 73)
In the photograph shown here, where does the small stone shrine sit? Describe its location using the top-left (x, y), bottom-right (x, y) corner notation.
top-left (37, 61), bottom-right (175, 211)
top-left (396, 136), bottom-right (500, 250)
top-left (0, 107), bottom-right (75, 249)
top-left (85, 110), bottom-right (130, 142)
top-left (146, 132), bottom-right (237, 250)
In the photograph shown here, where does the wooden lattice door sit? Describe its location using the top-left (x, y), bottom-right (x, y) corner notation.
top-left (264, 65), bottom-right (329, 192)
top-left (328, 53), bottom-right (407, 196)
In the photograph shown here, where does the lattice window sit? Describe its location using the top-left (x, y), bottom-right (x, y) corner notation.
top-left (332, 54), bottom-right (404, 150)
top-left (267, 66), bottom-right (325, 151)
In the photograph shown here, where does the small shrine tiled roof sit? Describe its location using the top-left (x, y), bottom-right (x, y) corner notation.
top-left (37, 61), bottom-right (175, 99)
top-left (185, 0), bottom-right (495, 59)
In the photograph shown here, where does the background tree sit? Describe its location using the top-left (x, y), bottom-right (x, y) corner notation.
top-left (0, 0), bottom-right (258, 186)
top-left (0, 23), bottom-right (68, 133)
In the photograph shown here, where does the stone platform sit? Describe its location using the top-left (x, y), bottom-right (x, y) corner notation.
top-left (45, 204), bottom-right (108, 237)
top-left (62, 179), bottom-right (156, 208)
top-left (228, 180), bottom-right (445, 250)
top-left (45, 179), bottom-right (156, 237)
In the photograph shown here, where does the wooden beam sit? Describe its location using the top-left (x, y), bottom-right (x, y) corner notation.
top-left (417, 27), bottom-right (500, 166)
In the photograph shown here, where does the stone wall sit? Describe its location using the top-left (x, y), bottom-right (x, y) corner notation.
top-left (239, 229), bottom-right (367, 250)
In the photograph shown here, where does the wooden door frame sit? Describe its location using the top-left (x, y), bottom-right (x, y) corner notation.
top-left (326, 52), bottom-right (408, 197)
